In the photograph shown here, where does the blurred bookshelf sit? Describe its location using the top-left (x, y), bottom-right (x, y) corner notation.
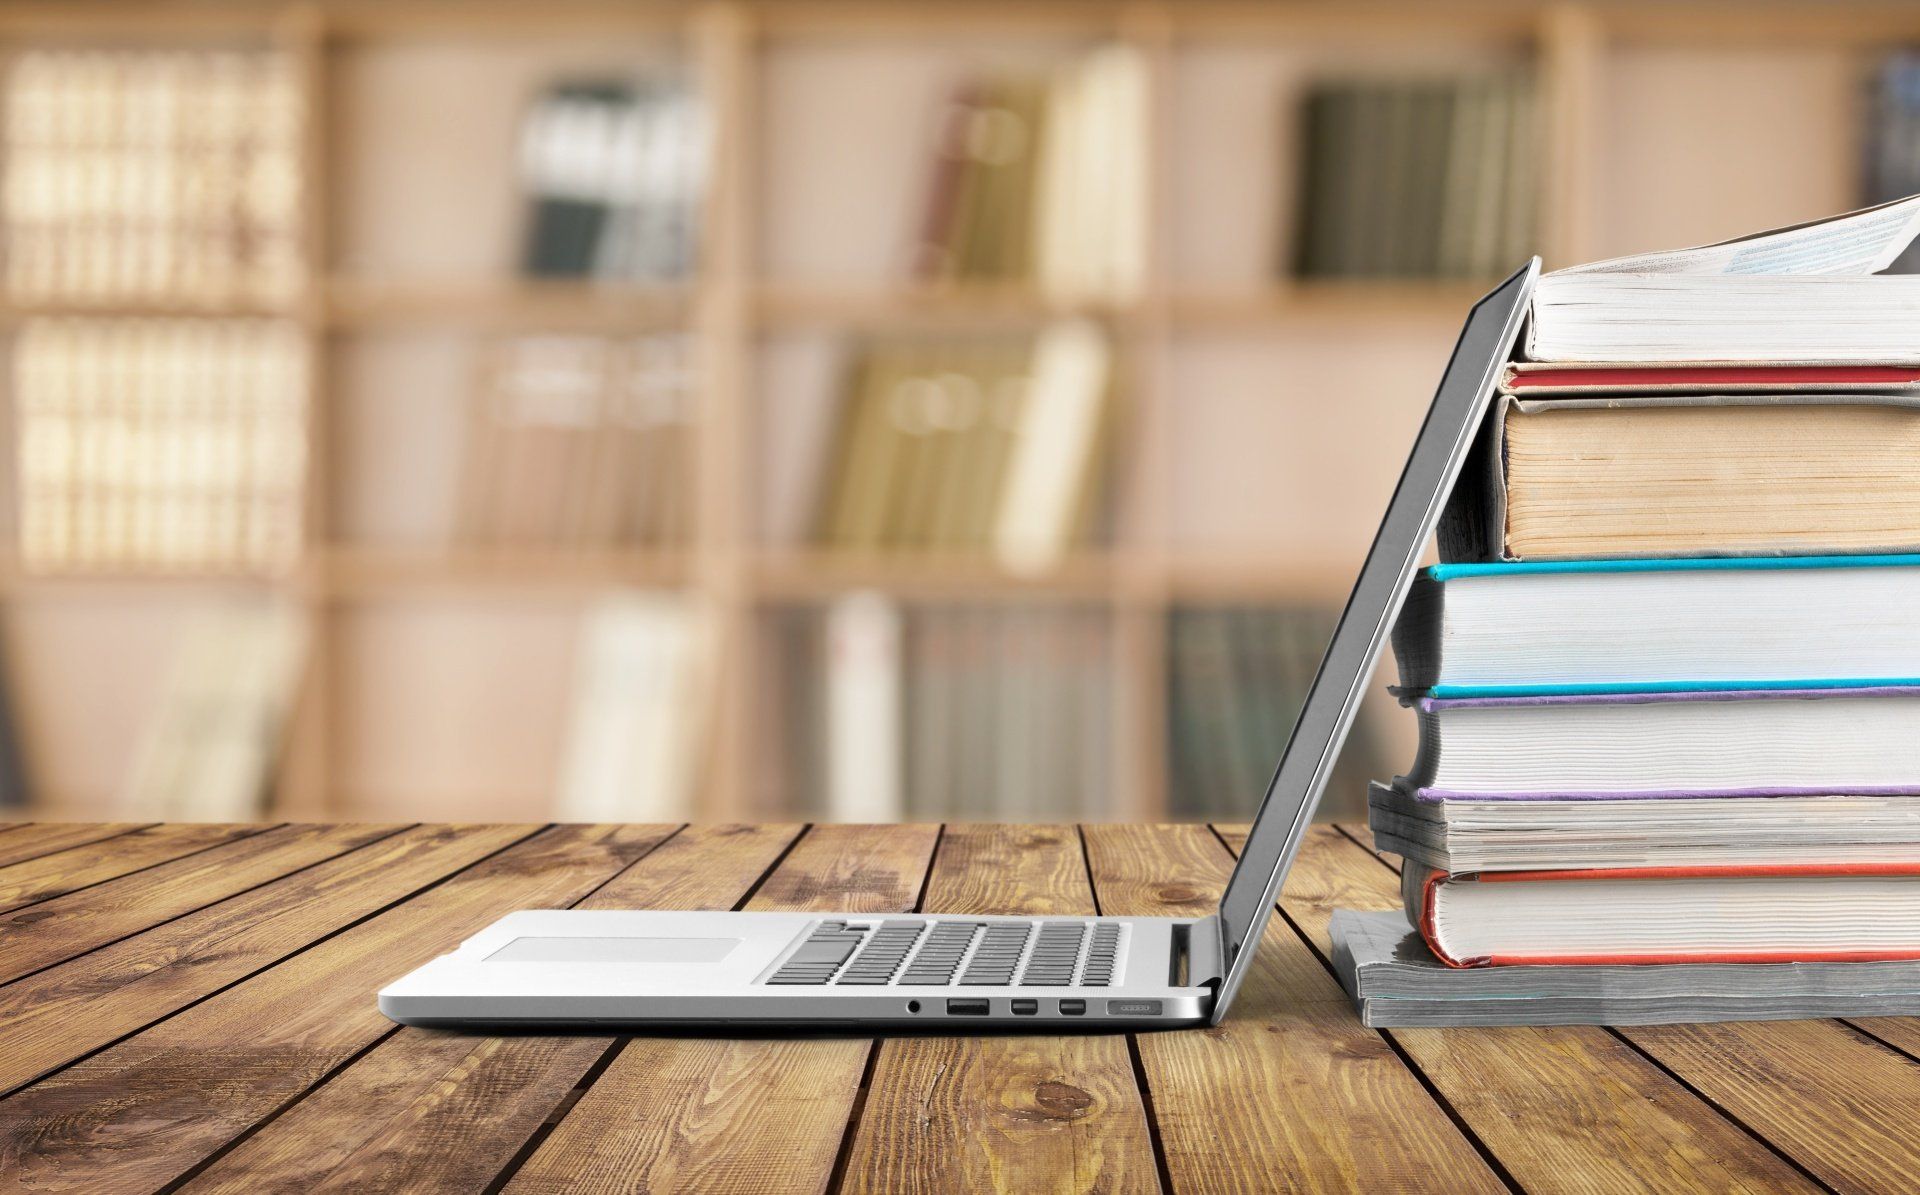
top-left (0, 0), bottom-right (1913, 825)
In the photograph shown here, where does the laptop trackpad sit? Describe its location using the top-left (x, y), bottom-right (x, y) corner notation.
top-left (485, 936), bottom-right (741, 964)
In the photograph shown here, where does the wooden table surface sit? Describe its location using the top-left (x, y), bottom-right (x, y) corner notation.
top-left (0, 820), bottom-right (1914, 1193)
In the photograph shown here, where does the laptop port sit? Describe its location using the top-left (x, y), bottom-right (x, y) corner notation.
top-left (945, 998), bottom-right (989, 1016)
top-left (1059, 999), bottom-right (1086, 1016)
top-left (1011, 999), bottom-right (1038, 1015)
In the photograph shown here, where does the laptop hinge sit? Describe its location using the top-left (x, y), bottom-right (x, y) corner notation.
top-left (1180, 914), bottom-right (1225, 988)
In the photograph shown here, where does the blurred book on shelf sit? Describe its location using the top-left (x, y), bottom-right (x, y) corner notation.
top-left (456, 333), bottom-right (696, 550)
top-left (1168, 606), bottom-right (1379, 819)
top-left (1292, 71), bottom-right (1537, 280)
top-left (2, 48), bottom-right (303, 309)
top-left (555, 591), bottom-right (717, 822)
top-left (770, 596), bottom-right (1113, 821)
top-left (13, 318), bottom-right (309, 575)
top-left (811, 320), bottom-right (1113, 574)
top-left (518, 75), bottom-right (707, 283)
top-left (913, 45), bottom-right (1145, 303)
top-left (0, 639), bottom-right (29, 813)
top-left (1867, 50), bottom-right (1920, 273)
top-left (121, 598), bottom-right (308, 821)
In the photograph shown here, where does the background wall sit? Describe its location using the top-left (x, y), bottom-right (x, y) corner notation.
top-left (0, 0), bottom-right (1912, 825)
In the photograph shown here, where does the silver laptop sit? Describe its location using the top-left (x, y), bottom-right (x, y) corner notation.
top-left (378, 261), bottom-right (1537, 1030)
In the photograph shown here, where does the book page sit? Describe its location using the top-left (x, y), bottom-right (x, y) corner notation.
top-left (1556, 193), bottom-right (1920, 277)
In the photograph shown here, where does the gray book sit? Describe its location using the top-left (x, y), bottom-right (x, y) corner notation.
top-left (1331, 908), bottom-right (1920, 1027)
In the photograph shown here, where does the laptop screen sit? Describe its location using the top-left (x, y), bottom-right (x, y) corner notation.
top-left (1209, 261), bottom-right (1536, 1019)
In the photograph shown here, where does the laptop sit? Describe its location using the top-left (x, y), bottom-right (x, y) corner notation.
top-left (378, 260), bottom-right (1537, 1030)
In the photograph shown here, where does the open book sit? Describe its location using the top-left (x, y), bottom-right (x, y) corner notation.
top-left (1529, 195), bottom-right (1920, 362)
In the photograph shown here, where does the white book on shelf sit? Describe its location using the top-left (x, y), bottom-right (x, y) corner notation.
top-left (556, 592), bottom-right (716, 823)
top-left (824, 590), bottom-right (904, 822)
top-left (121, 597), bottom-right (309, 820)
top-left (992, 318), bottom-right (1110, 575)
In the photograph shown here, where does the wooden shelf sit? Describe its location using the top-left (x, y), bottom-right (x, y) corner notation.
top-left (323, 278), bottom-right (692, 332)
top-left (751, 550), bottom-right (1120, 601)
top-left (1170, 281), bottom-right (1500, 328)
top-left (318, 545), bottom-right (692, 597)
top-left (752, 283), bottom-right (1133, 331)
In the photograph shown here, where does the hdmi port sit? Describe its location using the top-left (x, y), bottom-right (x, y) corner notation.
top-left (946, 998), bottom-right (990, 1016)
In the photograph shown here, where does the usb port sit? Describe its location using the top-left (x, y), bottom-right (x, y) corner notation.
top-left (1059, 999), bottom-right (1086, 1016)
top-left (1011, 999), bottom-right (1038, 1015)
top-left (945, 998), bottom-right (989, 1016)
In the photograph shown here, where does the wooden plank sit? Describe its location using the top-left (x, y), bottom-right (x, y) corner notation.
top-left (0, 823), bottom-right (268, 914)
top-left (180, 824), bottom-right (803, 1194)
top-left (0, 824), bottom-right (669, 1194)
top-left (1081, 823), bottom-right (1504, 1193)
top-left (1239, 824), bottom-right (1819, 1194)
top-left (1337, 822), bottom-right (1920, 1193)
top-left (503, 823), bottom-right (940, 1195)
top-left (0, 823), bottom-right (406, 986)
top-left (0, 824), bottom-right (151, 869)
top-left (840, 825), bottom-right (1159, 1195)
top-left (0, 823), bottom-right (536, 1096)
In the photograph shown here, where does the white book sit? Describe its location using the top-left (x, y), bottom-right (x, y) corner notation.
top-left (1529, 195), bottom-right (1920, 362)
top-left (122, 598), bottom-right (308, 820)
top-left (556, 592), bottom-right (715, 822)
top-left (992, 319), bottom-right (1110, 575)
top-left (1393, 558), bottom-right (1920, 693)
top-left (824, 590), bottom-right (904, 822)
top-left (1409, 688), bottom-right (1920, 797)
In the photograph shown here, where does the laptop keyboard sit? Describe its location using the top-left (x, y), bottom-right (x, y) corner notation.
top-left (766, 919), bottom-right (1125, 987)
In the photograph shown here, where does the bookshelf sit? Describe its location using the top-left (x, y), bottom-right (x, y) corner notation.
top-left (0, 0), bottom-right (1911, 823)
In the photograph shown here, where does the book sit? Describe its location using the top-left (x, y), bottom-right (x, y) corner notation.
top-left (1393, 556), bottom-right (1920, 695)
top-left (554, 592), bottom-right (715, 821)
top-left (3, 49), bottom-right (303, 308)
top-left (517, 75), bottom-right (706, 282)
top-left (1501, 361), bottom-right (1920, 394)
top-left (1332, 908), bottom-right (1920, 1026)
top-left (458, 334), bottom-right (694, 550)
top-left (1405, 861), bottom-right (1920, 968)
top-left (912, 47), bottom-right (1145, 301)
top-left (1866, 52), bottom-right (1920, 275)
top-left (1408, 687), bottom-right (1920, 799)
top-left (811, 325), bottom-right (1113, 565)
top-left (1525, 195), bottom-right (1920, 362)
top-left (1167, 606), bottom-right (1379, 819)
top-left (14, 318), bottom-right (309, 575)
top-left (1370, 781), bottom-right (1920, 872)
top-left (1446, 392), bottom-right (1920, 560)
top-left (121, 599), bottom-right (309, 820)
top-left (824, 591), bottom-right (905, 822)
top-left (1292, 71), bottom-right (1536, 280)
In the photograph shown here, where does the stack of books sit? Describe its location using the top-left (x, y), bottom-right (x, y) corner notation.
top-left (1341, 197), bottom-right (1920, 1026)
top-left (1292, 71), bottom-right (1536, 280)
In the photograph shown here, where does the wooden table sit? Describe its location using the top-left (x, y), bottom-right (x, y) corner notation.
top-left (0, 820), bottom-right (1914, 1193)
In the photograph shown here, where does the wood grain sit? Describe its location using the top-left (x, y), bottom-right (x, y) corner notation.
top-left (0, 822), bottom-right (405, 985)
top-left (1251, 824), bottom-right (1819, 1195)
top-left (1082, 823), bottom-right (1504, 1194)
top-left (0, 822), bottom-right (267, 914)
top-left (0, 824), bottom-right (151, 869)
top-left (840, 825), bottom-right (1159, 1195)
top-left (1338, 822), bottom-right (1920, 1194)
top-left (0, 824), bottom-right (676, 1194)
top-left (504, 823), bottom-right (940, 1195)
top-left (180, 824), bottom-right (804, 1194)
top-left (1624, 1017), bottom-right (1920, 1192)
top-left (0, 823), bottom-right (533, 1096)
